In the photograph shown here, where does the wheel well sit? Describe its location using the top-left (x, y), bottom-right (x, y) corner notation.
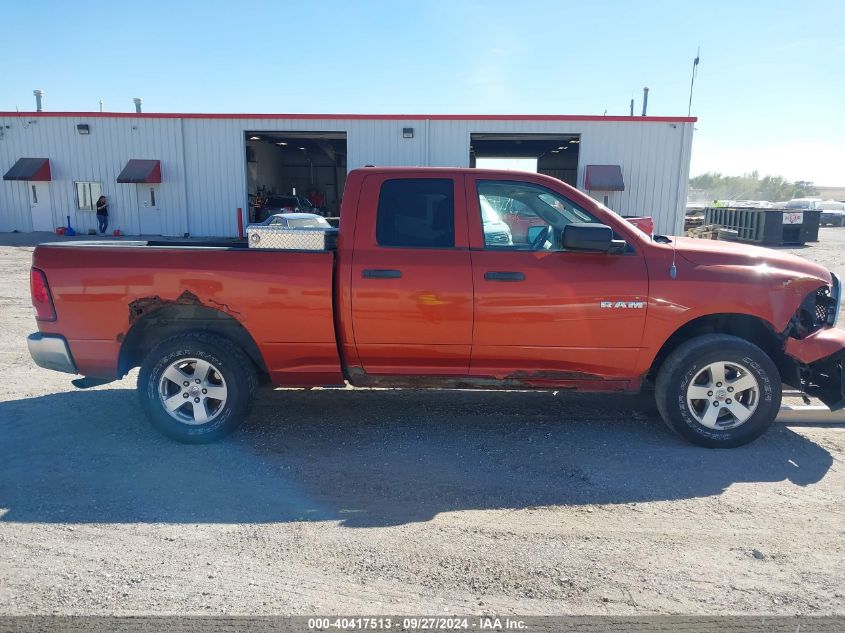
top-left (647, 314), bottom-right (785, 383)
top-left (118, 304), bottom-right (269, 382)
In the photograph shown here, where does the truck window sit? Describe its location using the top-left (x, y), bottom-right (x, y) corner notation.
top-left (477, 180), bottom-right (597, 249)
top-left (376, 178), bottom-right (455, 248)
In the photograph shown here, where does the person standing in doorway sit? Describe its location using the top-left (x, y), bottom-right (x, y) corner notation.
top-left (96, 195), bottom-right (109, 234)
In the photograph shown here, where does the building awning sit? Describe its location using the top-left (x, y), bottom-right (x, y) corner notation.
top-left (117, 159), bottom-right (161, 183)
top-left (584, 164), bottom-right (624, 191)
top-left (3, 158), bottom-right (51, 181)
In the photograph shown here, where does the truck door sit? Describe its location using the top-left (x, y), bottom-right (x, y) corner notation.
top-left (350, 174), bottom-right (473, 375)
top-left (466, 175), bottom-right (649, 384)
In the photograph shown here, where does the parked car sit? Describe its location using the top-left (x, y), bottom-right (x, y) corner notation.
top-left (784, 198), bottom-right (822, 210)
top-left (257, 195), bottom-right (322, 221)
top-left (262, 213), bottom-right (331, 228)
top-left (27, 167), bottom-right (844, 449)
top-left (818, 201), bottom-right (845, 227)
top-left (479, 195), bottom-right (513, 246)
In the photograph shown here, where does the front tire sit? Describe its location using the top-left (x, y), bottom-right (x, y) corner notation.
top-left (138, 331), bottom-right (257, 443)
top-left (655, 334), bottom-right (781, 448)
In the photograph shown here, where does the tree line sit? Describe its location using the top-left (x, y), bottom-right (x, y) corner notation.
top-left (689, 172), bottom-right (818, 202)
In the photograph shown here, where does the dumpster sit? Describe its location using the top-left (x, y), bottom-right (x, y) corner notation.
top-left (703, 206), bottom-right (820, 246)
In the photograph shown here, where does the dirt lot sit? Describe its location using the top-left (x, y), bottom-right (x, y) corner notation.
top-left (1, 230), bottom-right (844, 616)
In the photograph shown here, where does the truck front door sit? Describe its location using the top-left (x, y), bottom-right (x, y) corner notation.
top-left (349, 174), bottom-right (473, 375)
top-left (466, 175), bottom-right (649, 386)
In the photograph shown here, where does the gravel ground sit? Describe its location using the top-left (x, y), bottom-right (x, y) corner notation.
top-left (1, 230), bottom-right (844, 616)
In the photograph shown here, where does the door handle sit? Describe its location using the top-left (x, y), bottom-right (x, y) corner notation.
top-left (484, 271), bottom-right (525, 282)
top-left (362, 269), bottom-right (402, 279)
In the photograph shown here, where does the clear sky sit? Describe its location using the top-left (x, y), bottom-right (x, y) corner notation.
top-left (3, 0), bottom-right (843, 184)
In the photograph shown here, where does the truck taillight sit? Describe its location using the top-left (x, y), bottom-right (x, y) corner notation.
top-left (30, 268), bottom-right (56, 321)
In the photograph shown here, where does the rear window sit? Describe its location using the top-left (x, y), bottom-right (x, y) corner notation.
top-left (287, 217), bottom-right (329, 228)
top-left (376, 178), bottom-right (455, 248)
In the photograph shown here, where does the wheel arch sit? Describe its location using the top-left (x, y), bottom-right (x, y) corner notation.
top-left (118, 303), bottom-right (269, 382)
top-left (646, 313), bottom-right (787, 383)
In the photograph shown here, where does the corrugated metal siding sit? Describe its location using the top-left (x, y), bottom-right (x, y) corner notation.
top-left (0, 115), bottom-right (188, 235)
top-left (1, 115), bottom-right (693, 236)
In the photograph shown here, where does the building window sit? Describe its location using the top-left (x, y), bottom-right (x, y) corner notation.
top-left (376, 178), bottom-right (455, 248)
top-left (150, 187), bottom-right (156, 207)
top-left (75, 181), bottom-right (103, 211)
top-left (31, 185), bottom-right (37, 204)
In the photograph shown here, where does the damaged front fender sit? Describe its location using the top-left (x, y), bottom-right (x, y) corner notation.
top-left (785, 328), bottom-right (845, 411)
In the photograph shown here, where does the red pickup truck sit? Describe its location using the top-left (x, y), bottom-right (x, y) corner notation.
top-left (28, 168), bottom-right (844, 447)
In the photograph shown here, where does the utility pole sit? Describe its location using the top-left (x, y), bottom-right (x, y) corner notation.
top-left (688, 47), bottom-right (700, 117)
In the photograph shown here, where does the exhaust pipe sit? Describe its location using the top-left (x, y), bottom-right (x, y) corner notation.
top-left (641, 87), bottom-right (649, 116)
top-left (133, 97), bottom-right (143, 114)
top-left (33, 89), bottom-right (44, 112)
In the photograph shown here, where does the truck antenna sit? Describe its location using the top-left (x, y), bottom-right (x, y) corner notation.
top-left (670, 238), bottom-right (678, 279)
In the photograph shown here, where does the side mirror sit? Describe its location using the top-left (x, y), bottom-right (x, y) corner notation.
top-left (560, 223), bottom-right (625, 253)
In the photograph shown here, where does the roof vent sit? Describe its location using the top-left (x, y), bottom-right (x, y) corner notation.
top-left (33, 89), bottom-right (44, 112)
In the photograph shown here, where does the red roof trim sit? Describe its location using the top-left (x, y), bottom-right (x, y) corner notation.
top-left (0, 111), bottom-right (697, 123)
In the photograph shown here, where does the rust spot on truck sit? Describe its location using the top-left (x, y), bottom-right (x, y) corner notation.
top-left (505, 369), bottom-right (606, 382)
top-left (127, 290), bottom-right (243, 326)
top-left (128, 290), bottom-right (204, 324)
top-left (345, 367), bottom-right (621, 391)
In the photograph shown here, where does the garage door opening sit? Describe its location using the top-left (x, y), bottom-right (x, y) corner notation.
top-left (245, 131), bottom-right (347, 223)
top-left (470, 133), bottom-right (580, 187)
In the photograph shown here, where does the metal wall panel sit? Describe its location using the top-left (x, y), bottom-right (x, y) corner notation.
top-left (1, 115), bottom-right (694, 237)
top-left (0, 115), bottom-right (188, 235)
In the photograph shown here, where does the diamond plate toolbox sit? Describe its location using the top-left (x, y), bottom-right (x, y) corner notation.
top-left (247, 226), bottom-right (338, 250)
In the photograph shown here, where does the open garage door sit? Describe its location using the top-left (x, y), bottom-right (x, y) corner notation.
top-left (245, 131), bottom-right (347, 223)
top-left (470, 133), bottom-right (580, 187)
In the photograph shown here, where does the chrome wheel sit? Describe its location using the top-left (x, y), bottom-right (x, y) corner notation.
top-left (158, 358), bottom-right (227, 425)
top-left (686, 360), bottom-right (759, 430)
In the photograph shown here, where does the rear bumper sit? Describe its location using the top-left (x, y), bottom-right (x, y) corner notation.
top-left (27, 333), bottom-right (78, 374)
top-left (785, 328), bottom-right (845, 411)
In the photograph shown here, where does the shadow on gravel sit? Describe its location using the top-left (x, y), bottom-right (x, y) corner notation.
top-left (0, 387), bottom-right (833, 527)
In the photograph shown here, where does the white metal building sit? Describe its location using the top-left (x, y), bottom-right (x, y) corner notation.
top-left (0, 112), bottom-right (695, 236)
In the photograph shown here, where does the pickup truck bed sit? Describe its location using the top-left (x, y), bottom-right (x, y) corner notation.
top-left (33, 241), bottom-right (343, 385)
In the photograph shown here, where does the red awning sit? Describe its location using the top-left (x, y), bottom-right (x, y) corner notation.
top-left (584, 165), bottom-right (624, 191)
top-left (117, 159), bottom-right (161, 183)
top-left (3, 158), bottom-right (51, 181)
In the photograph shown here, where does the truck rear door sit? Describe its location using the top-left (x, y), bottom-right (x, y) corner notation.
top-left (465, 174), bottom-right (649, 384)
top-left (349, 173), bottom-right (473, 375)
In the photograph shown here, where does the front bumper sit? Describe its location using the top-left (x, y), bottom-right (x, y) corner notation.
top-left (785, 328), bottom-right (845, 411)
top-left (27, 333), bottom-right (78, 374)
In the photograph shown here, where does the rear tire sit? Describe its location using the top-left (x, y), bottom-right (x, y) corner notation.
top-left (655, 334), bottom-right (781, 448)
top-left (138, 331), bottom-right (257, 443)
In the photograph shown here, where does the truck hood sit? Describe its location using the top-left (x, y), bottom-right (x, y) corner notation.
top-left (671, 236), bottom-right (831, 284)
